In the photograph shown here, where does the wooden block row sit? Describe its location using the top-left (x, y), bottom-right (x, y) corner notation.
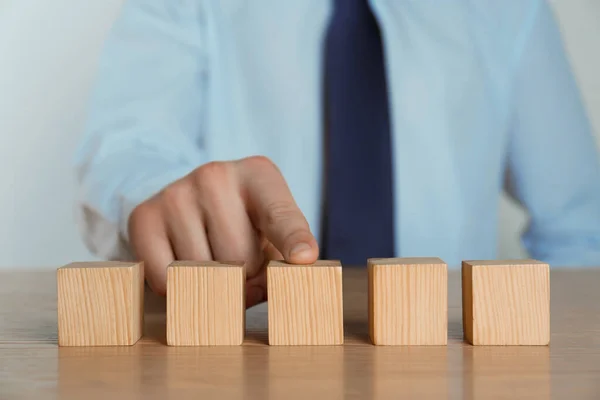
top-left (57, 258), bottom-right (549, 347)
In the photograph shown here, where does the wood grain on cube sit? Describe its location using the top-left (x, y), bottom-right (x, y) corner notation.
top-left (167, 261), bottom-right (245, 346)
top-left (267, 260), bottom-right (344, 345)
top-left (462, 259), bottom-right (550, 346)
top-left (368, 257), bottom-right (447, 345)
top-left (57, 261), bottom-right (144, 346)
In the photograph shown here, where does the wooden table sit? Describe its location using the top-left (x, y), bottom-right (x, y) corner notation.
top-left (1, 268), bottom-right (599, 399)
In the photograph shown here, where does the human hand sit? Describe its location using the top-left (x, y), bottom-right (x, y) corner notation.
top-left (128, 156), bottom-right (319, 308)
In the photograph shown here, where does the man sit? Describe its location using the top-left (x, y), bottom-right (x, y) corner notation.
top-left (75, 0), bottom-right (600, 308)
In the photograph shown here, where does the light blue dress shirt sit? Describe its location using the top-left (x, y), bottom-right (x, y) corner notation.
top-left (75, 0), bottom-right (600, 267)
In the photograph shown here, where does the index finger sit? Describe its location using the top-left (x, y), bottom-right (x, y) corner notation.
top-left (236, 156), bottom-right (319, 264)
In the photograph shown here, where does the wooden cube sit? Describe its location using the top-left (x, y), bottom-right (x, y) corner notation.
top-left (57, 261), bottom-right (144, 346)
top-left (368, 257), bottom-right (448, 345)
top-left (167, 261), bottom-right (246, 346)
top-left (462, 259), bottom-right (550, 345)
top-left (267, 260), bottom-right (344, 345)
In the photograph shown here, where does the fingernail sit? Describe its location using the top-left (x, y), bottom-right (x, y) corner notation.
top-left (290, 242), bottom-right (312, 257)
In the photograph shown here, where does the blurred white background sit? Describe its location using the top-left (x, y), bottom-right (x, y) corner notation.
top-left (0, 0), bottom-right (598, 269)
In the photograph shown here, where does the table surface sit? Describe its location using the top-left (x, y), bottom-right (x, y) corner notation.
top-left (0, 267), bottom-right (599, 399)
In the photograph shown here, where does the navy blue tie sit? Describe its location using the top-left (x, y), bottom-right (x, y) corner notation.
top-left (322, 0), bottom-right (395, 265)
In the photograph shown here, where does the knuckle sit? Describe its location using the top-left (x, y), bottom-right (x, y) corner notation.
top-left (129, 200), bottom-right (157, 230)
top-left (245, 155), bottom-right (278, 171)
top-left (192, 161), bottom-right (231, 189)
top-left (160, 181), bottom-right (192, 211)
top-left (264, 201), bottom-right (303, 229)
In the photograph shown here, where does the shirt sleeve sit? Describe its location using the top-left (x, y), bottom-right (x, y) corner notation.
top-left (505, 0), bottom-right (600, 266)
top-left (73, 0), bottom-right (208, 260)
